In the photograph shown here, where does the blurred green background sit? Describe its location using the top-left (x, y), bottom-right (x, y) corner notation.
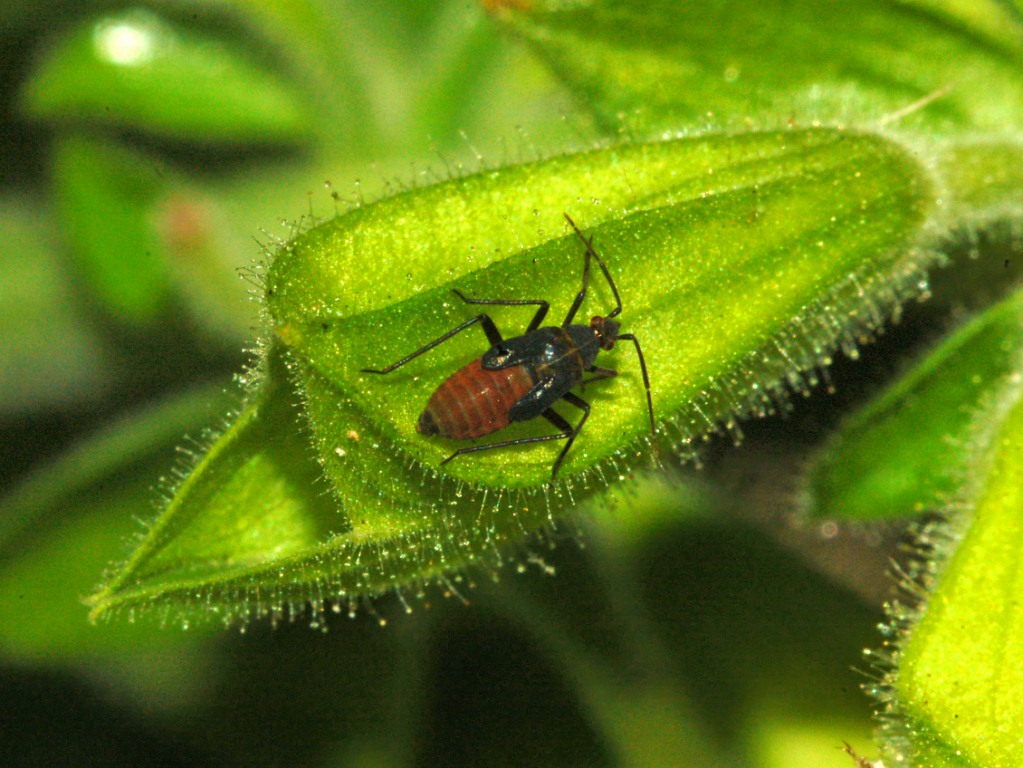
top-left (0, 1), bottom-right (923, 765)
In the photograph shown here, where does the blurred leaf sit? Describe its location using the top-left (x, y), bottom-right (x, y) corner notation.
top-left (52, 133), bottom-right (259, 335)
top-left (586, 468), bottom-right (711, 550)
top-left (938, 138), bottom-right (1023, 218)
top-left (899, 0), bottom-right (1023, 53)
top-left (629, 522), bottom-right (882, 767)
top-left (53, 134), bottom-right (172, 323)
top-left (91, 128), bottom-right (935, 626)
top-left (490, 0), bottom-right (1023, 135)
top-left (563, 670), bottom-right (719, 767)
top-left (21, 8), bottom-right (313, 145)
top-left (0, 1), bottom-right (61, 32)
top-left (490, 0), bottom-right (1023, 231)
top-left (749, 715), bottom-right (875, 768)
top-left (21, 0), bottom-right (574, 338)
top-left (805, 288), bottom-right (1023, 520)
top-left (152, 187), bottom-right (263, 342)
top-left (0, 196), bottom-right (111, 411)
top-left (408, 7), bottom-right (519, 141)
top-left (889, 384), bottom-right (1023, 766)
top-left (202, 0), bottom-right (376, 157)
top-left (0, 386), bottom-right (229, 661)
top-left (0, 473), bottom-right (197, 661)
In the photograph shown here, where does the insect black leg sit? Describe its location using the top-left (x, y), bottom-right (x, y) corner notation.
top-left (580, 365), bottom-right (618, 388)
top-left (451, 289), bottom-right (550, 335)
top-left (360, 313), bottom-right (503, 374)
top-left (549, 392), bottom-right (589, 480)
top-left (438, 424), bottom-right (571, 466)
top-left (436, 400), bottom-right (588, 481)
top-left (615, 333), bottom-right (656, 437)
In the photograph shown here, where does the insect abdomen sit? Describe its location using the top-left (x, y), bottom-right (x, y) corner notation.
top-left (418, 358), bottom-right (536, 440)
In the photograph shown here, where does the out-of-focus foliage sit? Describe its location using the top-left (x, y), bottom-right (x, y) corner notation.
top-left (3, 1), bottom-right (1022, 767)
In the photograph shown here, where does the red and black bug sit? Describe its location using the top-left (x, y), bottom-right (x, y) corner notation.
top-left (361, 213), bottom-right (655, 480)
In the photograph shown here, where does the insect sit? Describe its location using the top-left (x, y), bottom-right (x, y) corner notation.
top-left (360, 213), bottom-right (655, 481)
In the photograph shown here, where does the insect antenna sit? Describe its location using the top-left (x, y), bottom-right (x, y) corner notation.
top-left (563, 213), bottom-right (623, 319)
top-left (564, 213), bottom-right (656, 437)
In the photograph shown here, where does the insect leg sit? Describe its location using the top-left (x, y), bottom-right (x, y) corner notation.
top-left (437, 395), bottom-right (589, 480)
top-left (549, 392), bottom-right (589, 480)
top-left (451, 289), bottom-right (550, 335)
top-left (438, 424), bottom-right (571, 467)
top-left (615, 333), bottom-right (656, 436)
top-left (360, 313), bottom-right (503, 374)
top-left (580, 365), bottom-right (618, 388)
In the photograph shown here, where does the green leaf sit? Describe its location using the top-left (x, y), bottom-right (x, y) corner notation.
top-left (887, 384), bottom-right (1023, 766)
top-left (53, 134), bottom-right (172, 323)
top-left (491, 0), bottom-right (1023, 135)
top-left (86, 351), bottom-right (347, 626)
top-left (52, 133), bottom-right (259, 333)
top-left (493, 1), bottom-right (1023, 226)
top-left (89, 347), bottom-right (534, 624)
top-left (0, 387), bottom-right (228, 661)
top-left (938, 139), bottom-right (1023, 220)
top-left (270, 128), bottom-right (934, 487)
top-left (21, 8), bottom-right (312, 145)
top-left (805, 288), bottom-right (1023, 520)
top-left (92, 127), bottom-right (937, 626)
top-left (0, 195), bottom-right (111, 411)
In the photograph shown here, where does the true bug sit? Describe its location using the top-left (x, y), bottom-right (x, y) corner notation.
top-left (361, 213), bottom-right (655, 480)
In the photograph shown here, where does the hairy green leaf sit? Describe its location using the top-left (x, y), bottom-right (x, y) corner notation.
top-left (888, 383), bottom-right (1023, 766)
top-left (806, 288), bottom-right (1023, 520)
top-left (91, 128), bottom-right (936, 625)
top-left (271, 129), bottom-right (933, 487)
top-left (87, 355), bottom-right (344, 626)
